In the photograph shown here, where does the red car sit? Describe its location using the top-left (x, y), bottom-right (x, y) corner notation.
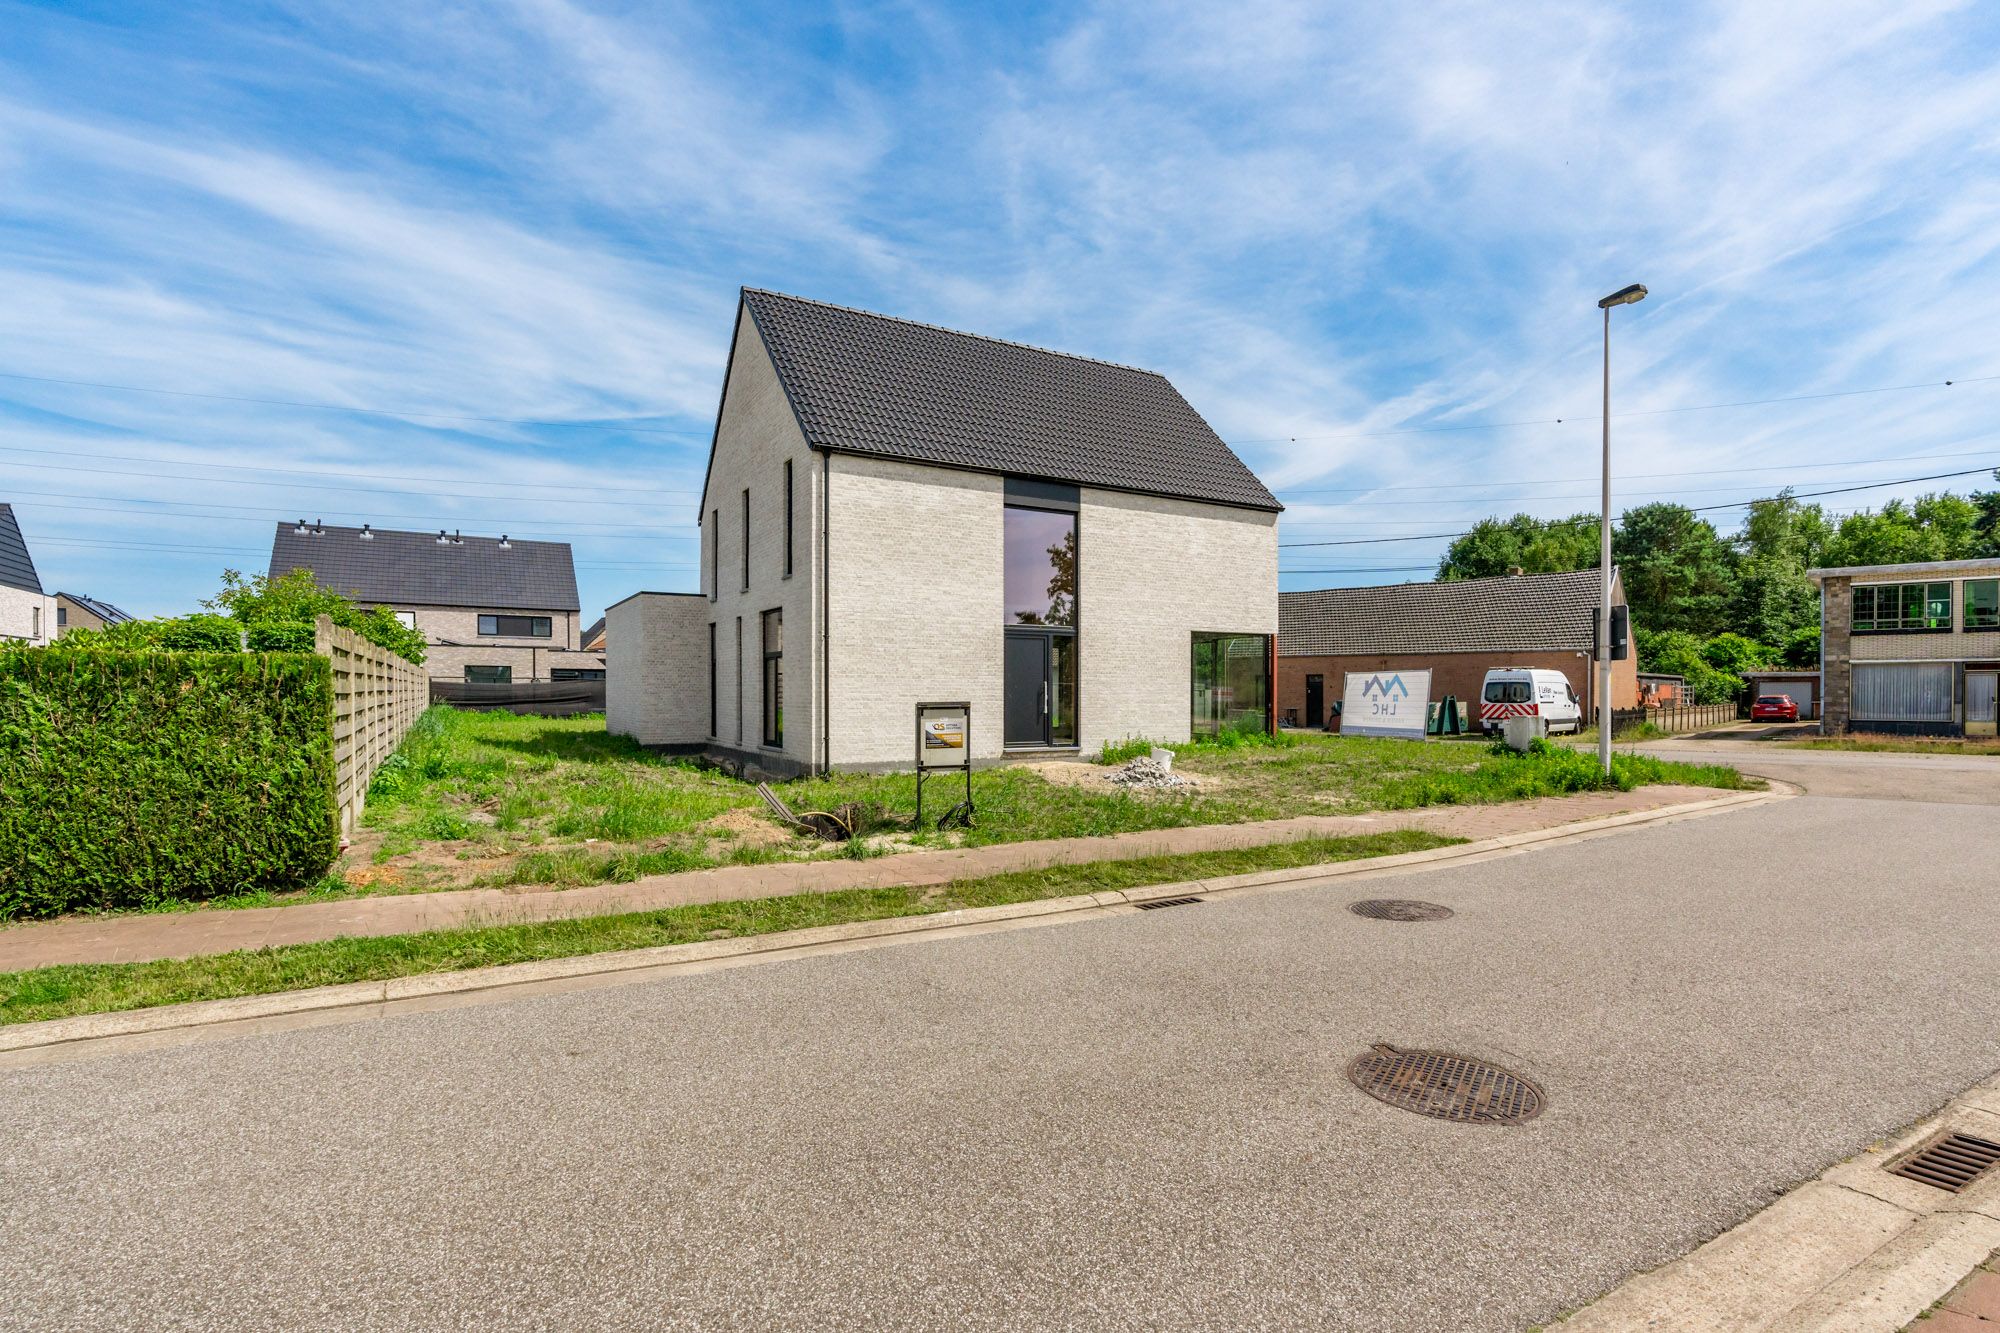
top-left (1750, 694), bottom-right (1800, 722)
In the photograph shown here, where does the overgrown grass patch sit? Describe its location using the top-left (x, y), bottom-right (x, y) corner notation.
top-left (0, 829), bottom-right (1457, 1027)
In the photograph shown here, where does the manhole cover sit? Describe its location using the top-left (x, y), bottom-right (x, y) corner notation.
top-left (1346, 1044), bottom-right (1545, 1125)
top-left (1349, 899), bottom-right (1454, 921)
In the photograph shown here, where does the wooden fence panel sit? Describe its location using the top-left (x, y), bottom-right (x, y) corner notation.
top-left (315, 615), bottom-right (429, 837)
top-left (1609, 701), bottom-right (1742, 736)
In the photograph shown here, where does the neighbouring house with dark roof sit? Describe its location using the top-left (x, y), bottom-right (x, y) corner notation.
top-left (269, 521), bottom-right (605, 683)
top-left (581, 615), bottom-right (606, 652)
top-left (1278, 568), bottom-right (1637, 731)
top-left (609, 288), bottom-right (1280, 774)
top-left (0, 503), bottom-right (56, 646)
top-left (54, 591), bottom-right (135, 637)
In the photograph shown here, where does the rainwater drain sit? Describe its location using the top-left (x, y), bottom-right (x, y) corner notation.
top-left (1346, 1044), bottom-right (1545, 1125)
top-left (1890, 1132), bottom-right (2000, 1193)
top-left (1133, 895), bottom-right (1203, 911)
top-left (1349, 899), bottom-right (1454, 922)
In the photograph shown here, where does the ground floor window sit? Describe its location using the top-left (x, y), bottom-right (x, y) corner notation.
top-left (550, 668), bottom-right (604, 681)
top-left (1852, 663), bottom-right (1953, 722)
top-left (1192, 633), bottom-right (1270, 737)
top-left (762, 608), bottom-right (783, 747)
top-left (465, 664), bottom-right (512, 684)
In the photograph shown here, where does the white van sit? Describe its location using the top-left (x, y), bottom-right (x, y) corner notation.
top-left (1480, 667), bottom-right (1583, 735)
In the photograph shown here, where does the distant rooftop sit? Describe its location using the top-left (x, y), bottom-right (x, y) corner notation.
top-left (56, 592), bottom-right (134, 624)
top-left (268, 522), bottom-right (580, 612)
top-left (0, 504), bottom-right (43, 595)
top-left (1280, 568), bottom-right (1622, 657)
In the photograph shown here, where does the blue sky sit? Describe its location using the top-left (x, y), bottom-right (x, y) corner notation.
top-left (5, 0), bottom-right (2000, 619)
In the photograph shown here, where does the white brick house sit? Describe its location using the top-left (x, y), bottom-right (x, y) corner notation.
top-left (610, 289), bottom-right (1281, 775)
top-left (0, 504), bottom-right (57, 646)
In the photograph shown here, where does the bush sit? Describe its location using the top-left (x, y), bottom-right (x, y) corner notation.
top-left (246, 621), bottom-right (317, 653)
top-left (56, 614), bottom-right (244, 654)
top-left (209, 568), bottom-right (425, 664)
top-left (0, 649), bottom-right (338, 918)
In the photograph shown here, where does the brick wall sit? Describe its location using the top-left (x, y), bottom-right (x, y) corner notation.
top-left (605, 592), bottom-right (710, 745)
top-left (698, 304), bottom-right (818, 772)
top-left (825, 454), bottom-right (1005, 767)
top-left (0, 584), bottom-right (55, 645)
top-left (1077, 489), bottom-right (1277, 748)
top-left (54, 594), bottom-right (109, 638)
top-left (389, 606), bottom-right (592, 681)
top-left (1820, 575), bottom-right (1852, 733)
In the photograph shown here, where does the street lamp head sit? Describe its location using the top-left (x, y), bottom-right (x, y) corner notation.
top-left (1598, 283), bottom-right (1648, 309)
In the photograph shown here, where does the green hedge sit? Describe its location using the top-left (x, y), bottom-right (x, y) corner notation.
top-left (0, 649), bottom-right (339, 918)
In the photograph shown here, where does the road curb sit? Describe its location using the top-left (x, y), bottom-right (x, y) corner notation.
top-left (0, 786), bottom-right (1783, 1062)
top-left (1559, 1072), bottom-right (2000, 1331)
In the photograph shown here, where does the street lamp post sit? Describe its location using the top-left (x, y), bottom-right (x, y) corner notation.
top-left (1596, 283), bottom-right (1647, 776)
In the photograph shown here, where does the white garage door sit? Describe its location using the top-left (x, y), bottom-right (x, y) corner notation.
top-left (1765, 682), bottom-right (1815, 718)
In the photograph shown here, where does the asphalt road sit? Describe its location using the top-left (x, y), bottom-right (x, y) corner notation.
top-left (4, 759), bottom-right (1998, 1331)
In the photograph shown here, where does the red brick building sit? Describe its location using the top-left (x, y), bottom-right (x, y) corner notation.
top-left (1278, 568), bottom-right (1639, 730)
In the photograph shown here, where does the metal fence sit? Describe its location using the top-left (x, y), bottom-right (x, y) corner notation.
top-left (430, 678), bottom-right (607, 717)
top-left (1608, 701), bottom-right (1741, 736)
top-left (316, 614), bottom-right (429, 836)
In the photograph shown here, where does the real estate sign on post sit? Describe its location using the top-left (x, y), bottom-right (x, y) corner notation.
top-left (1340, 669), bottom-right (1432, 740)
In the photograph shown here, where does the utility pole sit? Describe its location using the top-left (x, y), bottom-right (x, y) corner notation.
top-left (1596, 283), bottom-right (1647, 776)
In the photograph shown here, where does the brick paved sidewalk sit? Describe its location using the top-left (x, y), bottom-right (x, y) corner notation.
top-left (0, 784), bottom-right (1730, 972)
top-left (1908, 1247), bottom-right (2000, 1329)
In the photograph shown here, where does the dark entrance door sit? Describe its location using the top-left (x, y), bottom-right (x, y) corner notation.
top-left (1305, 674), bottom-right (1324, 729)
top-left (1005, 633), bottom-right (1050, 745)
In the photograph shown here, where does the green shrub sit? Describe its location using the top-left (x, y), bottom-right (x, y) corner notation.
top-left (246, 621), bottom-right (317, 653)
top-left (1096, 727), bottom-right (1297, 765)
top-left (57, 614), bottom-right (244, 654)
top-left (0, 649), bottom-right (338, 918)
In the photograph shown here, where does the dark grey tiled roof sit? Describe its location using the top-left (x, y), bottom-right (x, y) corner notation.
top-left (0, 504), bottom-right (42, 594)
top-left (739, 289), bottom-right (1280, 512)
top-left (57, 592), bottom-right (134, 624)
top-left (1280, 568), bottom-right (1621, 656)
top-left (581, 616), bottom-right (605, 648)
top-left (269, 523), bottom-right (579, 612)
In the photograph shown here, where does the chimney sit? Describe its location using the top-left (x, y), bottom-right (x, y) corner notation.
top-left (437, 529), bottom-right (450, 545)
top-left (358, 524), bottom-right (373, 540)
top-left (498, 534), bottom-right (511, 550)
top-left (1507, 565), bottom-right (1525, 577)
top-left (313, 519), bottom-right (324, 534)
top-left (295, 518), bottom-right (308, 534)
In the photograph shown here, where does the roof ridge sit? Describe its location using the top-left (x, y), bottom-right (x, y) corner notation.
top-left (742, 287), bottom-right (1166, 378)
top-left (1283, 567), bottom-right (1609, 597)
top-left (270, 521), bottom-right (569, 549)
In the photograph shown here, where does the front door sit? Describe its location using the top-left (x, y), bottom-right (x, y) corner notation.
top-left (1968, 671), bottom-right (1998, 737)
top-left (1005, 633), bottom-right (1050, 746)
top-left (1305, 674), bottom-right (1324, 729)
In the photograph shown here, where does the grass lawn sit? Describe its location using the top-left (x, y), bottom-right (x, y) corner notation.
top-left (0, 829), bottom-right (1458, 1026)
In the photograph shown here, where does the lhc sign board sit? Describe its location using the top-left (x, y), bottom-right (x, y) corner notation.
top-left (1340, 669), bottom-right (1432, 740)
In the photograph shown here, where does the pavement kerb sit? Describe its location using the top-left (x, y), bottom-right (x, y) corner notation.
top-left (0, 786), bottom-right (1785, 1063)
top-left (1559, 1072), bottom-right (2000, 1331)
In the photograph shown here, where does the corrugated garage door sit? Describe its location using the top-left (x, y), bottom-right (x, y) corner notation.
top-left (1852, 663), bottom-right (1954, 723)
top-left (1766, 681), bottom-right (1816, 718)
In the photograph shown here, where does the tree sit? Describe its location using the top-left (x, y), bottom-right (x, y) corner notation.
top-left (1820, 493), bottom-right (1985, 567)
top-left (1779, 625), bottom-right (1820, 668)
top-left (205, 567), bottom-right (425, 663)
top-left (1437, 513), bottom-right (1599, 581)
top-left (1611, 503), bottom-right (1739, 637)
top-left (1732, 491), bottom-right (1831, 646)
top-left (1634, 628), bottom-right (1738, 704)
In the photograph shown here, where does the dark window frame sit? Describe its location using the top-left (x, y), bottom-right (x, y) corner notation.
top-left (741, 488), bottom-right (751, 592)
top-left (708, 622), bottom-right (718, 737)
top-left (1852, 581), bottom-right (1954, 634)
top-left (549, 668), bottom-right (604, 682)
top-left (1003, 503), bottom-right (1079, 628)
top-left (761, 607), bottom-right (783, 748)
top-left (477, 613), bottom-right (552, 638)
top-left (708, 509), bottom-right (719, 600)
top-left (1966, 578), bottom-right (1999, 631)
top-left (1190, 631), bottom-right (1272, 738)
top-left (464, 664), bottom-right (513, 684)
top-left (783, 459), bottom-right (794, 579)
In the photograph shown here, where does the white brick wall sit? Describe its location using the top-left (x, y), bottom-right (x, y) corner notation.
top-left (369, 605), bottom-right (586, 680)
top-left (826, 455), bottom-right (1006, 766)
top-left (0, 584), bottom-right (55, 645)
top-left (695, 305), bottom-right (818, 768)
top-left (1076, 489), bottom-right (1278, 749)
top-left (606, 593), bottom-right (710, 744)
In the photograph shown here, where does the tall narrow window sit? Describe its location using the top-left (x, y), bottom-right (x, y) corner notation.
top-left (762, 608), bottom-right (783, 747)
top-left (708, 510), bottom-right (719, 600)
top-left (783, 459), bottom-right (794, 578)
top-left (741, 489), bottom-right (751, 591)
top-left (708, 622), bottom-right (718, 737)
top-left (1966, 579), bottom-right (1999, 630)
top-left (735, 616), bottom-right (744, 744)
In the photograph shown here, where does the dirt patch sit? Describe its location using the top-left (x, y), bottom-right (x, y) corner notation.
top-left (697, 808), bottom-right (796, 850)
top-left (1023, 759), bottom-right (1221, 793)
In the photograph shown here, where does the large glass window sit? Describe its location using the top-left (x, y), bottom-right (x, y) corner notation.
top-left (1966, 579), bottom-right (1999, 630)
top-left (478, 614), bottom-right (551, 637)
top-left (762, 608), bottom-right (783, 748)
top-left (1191, 633), bottom-right (1270, 737)
top-left (1853, 582), bottom-right (1952, 632)
top-left (465, 665), bottom-right (512, 684)
top-left (1004, 506), bottom-right (1077, 626)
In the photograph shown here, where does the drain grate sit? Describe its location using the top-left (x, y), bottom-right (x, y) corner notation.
top-left (1350, 899), bottom-right (1454, 922)
top-left (1890, 1132), bottom-right (2000, 1193)
top-left (1133, 895), bottom-right (1203, 911)
top-left (1346, 1044), bottom-right (1545, 1125)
